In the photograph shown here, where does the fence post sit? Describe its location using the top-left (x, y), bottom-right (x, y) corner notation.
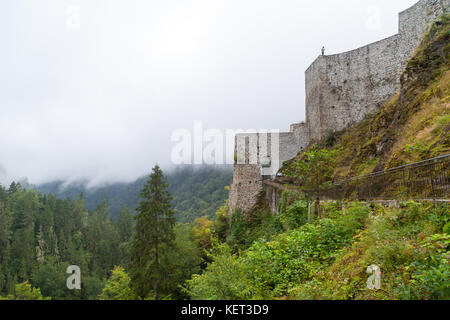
top-left (308, 200), bottom-right (311, 223)
top-left (402, 169), bottom-right (407, 200)
top-left (315, 197), bottom-right (321, 219)
top-left (429, 163), bottom-right (436, 207)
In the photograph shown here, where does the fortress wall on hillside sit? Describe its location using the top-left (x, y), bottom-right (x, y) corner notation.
top-left (290, 122), bottom-right (309, 152)
top-left (233, 129), bottom-right (309, 179)
top-left (306, 0), bottom-right (449, 141)
top-left (306, 35), bottom-right (402, 141)
top-left (229, 128), bottom-right (310, 212)
top-left (229, 0), bottom-right (449, 213)
top-left (228, 164), bottom-right (262, 213)
top-left (399, 0), bottom-right (449, 53)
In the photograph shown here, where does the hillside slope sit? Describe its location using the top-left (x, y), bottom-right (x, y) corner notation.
top-left (186, 201), bottom-right (449, 300)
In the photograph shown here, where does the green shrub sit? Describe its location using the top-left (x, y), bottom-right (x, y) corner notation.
top-left (396, 234), bottom-right (450, 300)
top-left (285, 145), bottom-right (341, 189)
top-left (227, 210), bottom-right (283, 252)
top-left (443, 222), bottom-right (450, 235)
top-left (279, 199), bottom-right (309, 230)
top-left (185, 244), bottom-right (253, 300)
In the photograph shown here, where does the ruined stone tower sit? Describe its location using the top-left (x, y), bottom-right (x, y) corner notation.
top-left (229, 0), bottom-right (449, 213)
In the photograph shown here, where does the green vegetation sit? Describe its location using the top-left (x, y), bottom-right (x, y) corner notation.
top-left (278, 198), bottom-right (309, 231)
top-left (284, 145), bottom-right (341, 190)
top-left (0, 282), bottom-right (50, 300)
top-left (186, 202), bottom-right (370, 299)
top-left (99, 266), bottom-right (136, 300)
top-left (292, 201), bottom-right (449, 300)
top-left (167, 166), bottom-right (232, 222)
top-left (226, 209), bottom-right (283, 252)
top-left (186, 201), bottom-right (449, 300)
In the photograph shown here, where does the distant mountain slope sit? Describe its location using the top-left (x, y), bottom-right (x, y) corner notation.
top-left (37, 166), bottom-right (232, 222)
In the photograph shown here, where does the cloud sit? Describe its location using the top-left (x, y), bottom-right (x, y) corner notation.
top-left (0, 162), bottom-right (8, 185)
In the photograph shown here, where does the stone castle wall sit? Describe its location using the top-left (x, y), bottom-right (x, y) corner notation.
top-left (229, 0), bottom-right (449, 213)
top-left (306, 0), bottom-right (449, 141)
top-left (305, 34), bottom-right (402, 140)
top-left (229, 126), bottom-right (310, 212)
top-left (228, 164), bottom-right (262, 212)
top-left (233, 124), bottom-right (310, 177)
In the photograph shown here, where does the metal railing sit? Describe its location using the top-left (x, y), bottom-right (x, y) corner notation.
top-left (307, 154), bottom-right (450, 201)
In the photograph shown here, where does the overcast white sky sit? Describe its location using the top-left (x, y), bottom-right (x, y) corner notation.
top-left (0, 0), bottom-right (418, 186)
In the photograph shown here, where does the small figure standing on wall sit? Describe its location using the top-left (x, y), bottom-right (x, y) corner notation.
top-left (321, 46), bottom-right (325, 56)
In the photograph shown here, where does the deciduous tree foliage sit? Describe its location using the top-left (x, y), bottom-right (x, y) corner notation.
top-left (285, 145), bottom-right (341, 190)
top-left (99, 266), bottom-right (136, 300)
top-left (0, 281), bottom-right (49, 300)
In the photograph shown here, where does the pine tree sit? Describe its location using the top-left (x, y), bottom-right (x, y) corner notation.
top-left (7, 182), bottom-right (20, 196)
top-left (129, 165), bottom-right (175, 300)
top-left (117, 207), bottom-right (133, 243)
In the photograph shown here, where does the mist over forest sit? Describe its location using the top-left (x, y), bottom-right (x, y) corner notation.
top-left (36, 165), bottom-right (232, 222)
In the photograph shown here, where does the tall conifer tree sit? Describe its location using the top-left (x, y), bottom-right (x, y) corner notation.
top-left (129, 165), bottom-right (175, 300)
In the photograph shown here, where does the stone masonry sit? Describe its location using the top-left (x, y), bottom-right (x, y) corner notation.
top-left (228, 124), bottom-right (309, 212)
top-left (307, 0), bottom-right (449, 141)
top-left (229, 0), bottom-right (449, 213)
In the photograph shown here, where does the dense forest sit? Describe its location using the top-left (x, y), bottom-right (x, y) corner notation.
top-left (37, 166), bottom-right (232, 223)
top-left (0, 165), bottom-right (231, 300)
top-left (0, 174), bottom-right (222, 300)
top-left (0, 181), bottom-right (134, 299)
